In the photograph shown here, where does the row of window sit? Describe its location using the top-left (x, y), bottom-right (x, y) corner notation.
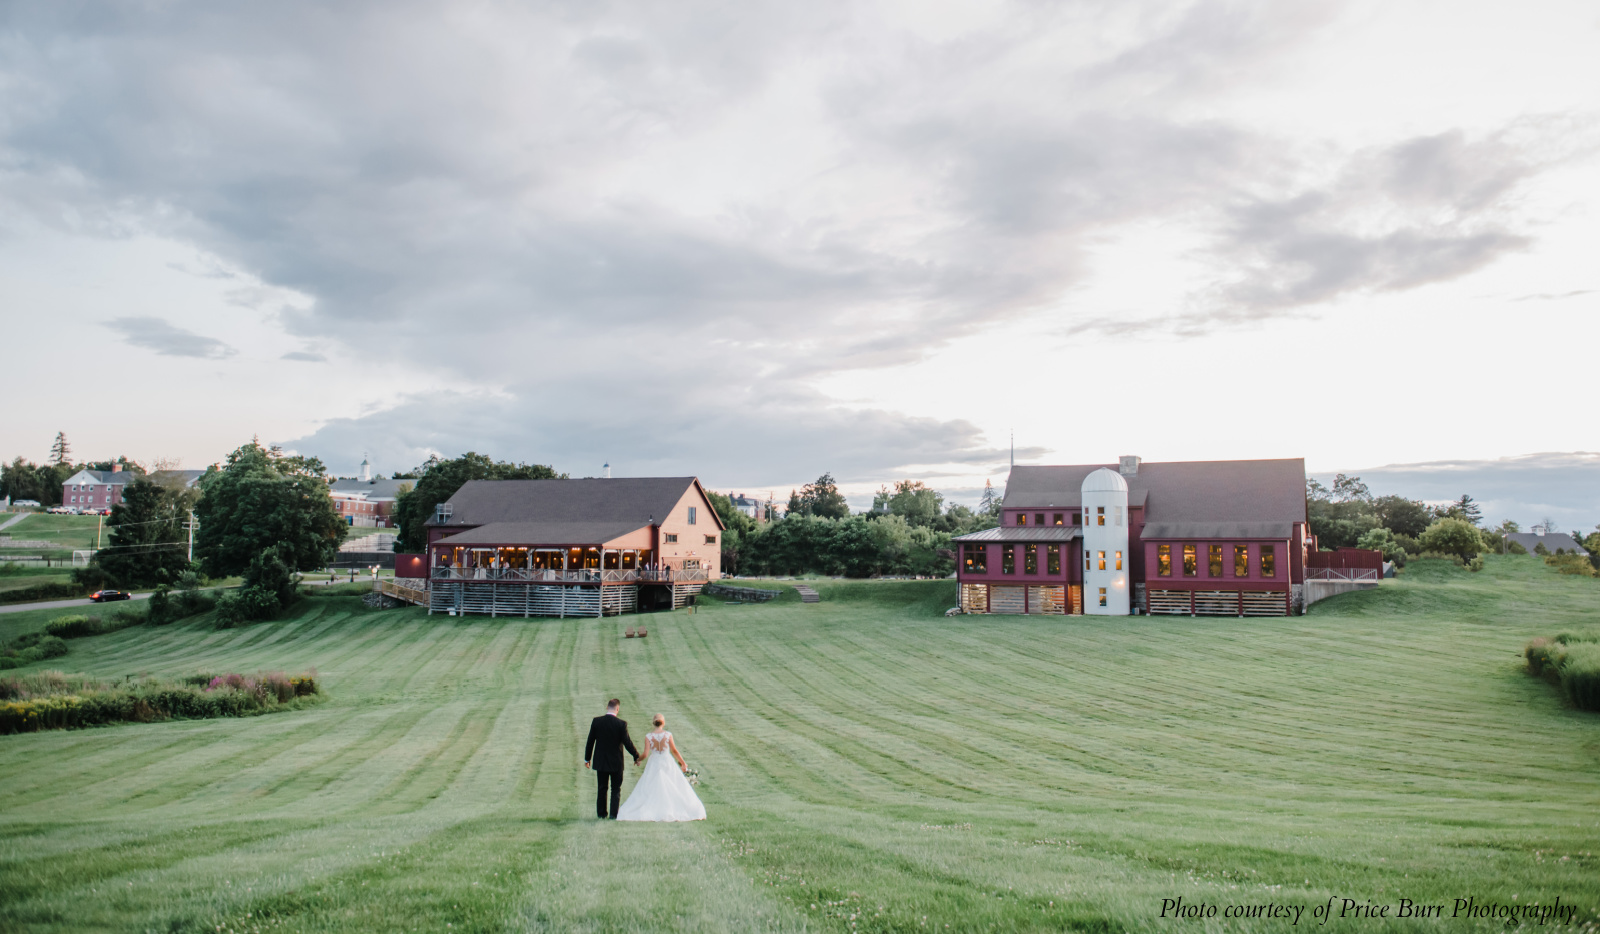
top-left (662, 533), bottom-right (718, 545)
top-left (69, 494), bottom-right (101, 504)
top-left (1012, 506), bottom-right (1124, 527)
top-left (1156, 543), bottom-right (1275, 578)
top-left (965, 543), bottom-right (1063, 575)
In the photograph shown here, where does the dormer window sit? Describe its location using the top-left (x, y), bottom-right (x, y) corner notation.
top-left (435, 502), bottom-right (453, 523)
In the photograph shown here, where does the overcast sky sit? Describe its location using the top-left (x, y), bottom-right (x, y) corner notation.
top-left (2, 1), bottom-right (1596, 523)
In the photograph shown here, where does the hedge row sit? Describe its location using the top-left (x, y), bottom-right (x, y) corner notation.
top-left (1525, 634), bottom-right (1600, 712)
top-left (0, 670), bottom-right (321, 734)
top-left (0, 582), bottom-right (88, 604)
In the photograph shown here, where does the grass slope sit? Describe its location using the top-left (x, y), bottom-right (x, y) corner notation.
top-left (0, 557), bottom-right (1596, 932)
top-left (0, 514), bottom-right (110, 554)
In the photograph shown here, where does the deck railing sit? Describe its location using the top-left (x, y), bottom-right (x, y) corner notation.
top-left (430, 566), bottom-right (710, 584)
top-left (1305, 567), bottom-right (1380, 582)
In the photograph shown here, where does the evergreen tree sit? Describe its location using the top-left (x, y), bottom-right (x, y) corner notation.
top-left (49, 432), bottom-right (71, 466)
top-left (978, 479), bottom-right (1001, 519)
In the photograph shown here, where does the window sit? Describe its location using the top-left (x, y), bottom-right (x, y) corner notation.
top-left (1073, 511), bottom-right (1082, 525)
top-left (1035, 513), bottom-right (1045, 526)
top-left (1053, 513), bottom-right (1064, 526)
top-left (1234, 544), bottom-right (1249, 577)
top-left (664, 533), bottom-right (679, 543)
top-left (1157, 544), bottom-right (1171, 577)
top-left (1097, 550), bottom-right (1106, 571)
top-left (1098, 587), bottom-right (1107, 607)
top-left (688, 506), bottom-right (697, 525)
top-left (963, 544), bottom-right (987, 574)
top-left (1182, 544), bottom-right (1197, 577)
top-left (683, 558), bottom-right (701, 570)
top-left (704, 535), bottom-right (717, 545)
top-left (1114, 506), bottom-right (1123, 526)
top-left (1017, 513), bottom-right (1028, 526)
top-left (1047, 544), bottom-right (1060, 574)
top-left (1115, 550), bottom-right (1123, 571)
top-left (1208, 544), bottom-right (1223, 577)
top-left (1260, 544), bottom-right (1276, 578)
top-left (1085, 555), bottom-right (1090, 571)
top-left (1002, 545), bottom-right (1015, 574)
top-left (1024, 544), bottom-right (1037, 574)
top-left (1096, 506), bottom-right (1105, 526)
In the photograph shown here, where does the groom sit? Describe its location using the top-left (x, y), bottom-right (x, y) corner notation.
top-left (583, 698), bottom-right (640, 819)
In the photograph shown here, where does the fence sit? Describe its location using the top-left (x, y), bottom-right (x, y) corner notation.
top-left (1305, 567), bottom-right (1380, 582)
top-left (430, 566), bottom-right (709, 584)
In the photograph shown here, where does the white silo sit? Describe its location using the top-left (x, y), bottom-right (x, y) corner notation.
top-left (1081, 467), bottom-right (1130, 615)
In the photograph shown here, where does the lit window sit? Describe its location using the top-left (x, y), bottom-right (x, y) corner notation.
top-left (704, 535), bottom-right (717, 545)
top-left (1084, 555), bottom-right (1090, 571)
top-left (1097, 506), bottom-right (1105, 526)
top-left (1234, 545), bottom-right (1249, 577)
top-left (1035, 513), bottom-right (1045, 526)
top-left (1260, 544), bottom-right (1276, 578)
top-left (1053, 513), bottom-right (1063, 526)
top-left (1208, 545), bottom-right (1223, 577)
top-left (664, 533), bottom-right (678, 543)
top-left (1098, 587), bottom-right (1107, 607)
top-left (688, 507), bottom-right (697, 525)
top-left (1157, 544), bottom-right (1171, 577)
top-left (1047, 544), bottom-right (1060, 574)
top-left (964, 544), bottom-right (987, 574)
top-left (1017, 513), bottom-right (1028, 526)
top-left (1025, 544), bottom-right (1037, 574)
top-left (1002, 546), bottom-right (1015, 574)
top-left (1114, 506), bottom-right (1123, 526)
top-left (1182, 544), bottom-right (1197, 577)
top-left (1115, 550), bottom-right (1122, 571)
top-left (1097, 550), bottom-right (1106, 571)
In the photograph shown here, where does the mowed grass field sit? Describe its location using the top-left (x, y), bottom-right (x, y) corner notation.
top-left (1, 556), bottom-right (1597, 933)
top-left (0, 514), bottom-right (110, 555)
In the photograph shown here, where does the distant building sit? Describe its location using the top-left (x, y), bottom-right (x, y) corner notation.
top-left (953, 457), bottom-right (1312, 617)
top-left (726, 493), bottom-right (765, 520)
top-left (330, 477), bottom-right (409, 528)
top-left (423, 477), bottom-right (723, 617)
top-left (61, 468), bottom-right (204, 512)
top-left (1505, 528), bottom-right (1589, 555)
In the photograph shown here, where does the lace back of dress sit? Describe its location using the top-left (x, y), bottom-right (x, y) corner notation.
top-left (649, 731), bottom-right (671, 754)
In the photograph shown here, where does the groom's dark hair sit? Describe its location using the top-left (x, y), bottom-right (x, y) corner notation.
top-left (607, 698), bottom-right (621, 709)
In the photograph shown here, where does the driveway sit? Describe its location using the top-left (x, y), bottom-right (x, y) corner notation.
top-left (0, 592), bottom-right (154, 615)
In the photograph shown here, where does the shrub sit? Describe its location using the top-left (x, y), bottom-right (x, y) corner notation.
top-left (45, 615), bottom-right (97, 639)
top-left (1544, 554), bottom-right (1598, 578)
top-left (1467, 556), bottom-right (1484, 572)
top-left (1559, 643), bottom-right (1600, 712)
top-left (1504, 539), bottom-right (1528, 555)
top-left (35, 636), bottom-right (68, 659)
top-left (1526, 638), bottom-right (1567, 682)
top-left (0, 582), bottom-right (87, 605)
top-left (1419, 518), bottom-right (1483, 561)
top-left (213, 586), bottom-right (281, 628)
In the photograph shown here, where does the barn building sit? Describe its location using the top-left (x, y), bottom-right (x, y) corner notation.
top-left (419, 477), bottom-right (723, 617)
top-left (952, 457), bottom-right (1312, 616)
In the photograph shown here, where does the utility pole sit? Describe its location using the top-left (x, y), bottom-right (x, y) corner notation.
top-left (96, 514), bottom-right (102, 551)
top-left (187, 511), bottom-right (196, 563)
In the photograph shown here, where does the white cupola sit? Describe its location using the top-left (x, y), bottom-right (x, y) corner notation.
top-left (1081, 467), bottom-right (1130, 615)
top-left (360, 455), bottom-right (372, 482)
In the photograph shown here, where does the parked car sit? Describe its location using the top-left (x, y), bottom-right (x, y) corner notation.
top-left (89, 590), bottom-right (131, 602)
top-left (48, 505), bottom-right (77, 515)
top-left (11, 499), bottom-right (41, 508)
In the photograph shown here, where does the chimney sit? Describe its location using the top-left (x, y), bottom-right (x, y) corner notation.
top-left (1119, 456), bottom-right (1141, 477)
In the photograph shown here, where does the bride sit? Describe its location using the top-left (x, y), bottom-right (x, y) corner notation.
top-left (617, 714), bottom-right (706, 822)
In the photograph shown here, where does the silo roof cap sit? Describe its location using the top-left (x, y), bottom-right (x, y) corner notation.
top-left (1081, 467), bottom-right (1129, 494)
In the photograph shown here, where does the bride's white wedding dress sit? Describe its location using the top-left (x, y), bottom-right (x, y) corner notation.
top-left (617, 731), bottom-right (706, 822)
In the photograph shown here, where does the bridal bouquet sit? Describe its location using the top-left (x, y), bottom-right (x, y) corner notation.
top-left (684, 767), bottom-right (701, 786)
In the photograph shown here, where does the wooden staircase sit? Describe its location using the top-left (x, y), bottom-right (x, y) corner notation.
top-left (794, 584), bottom-right (820, 604)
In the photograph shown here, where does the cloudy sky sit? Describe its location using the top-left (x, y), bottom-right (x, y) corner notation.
top-left (2, 1), bottom-right (1597, 523)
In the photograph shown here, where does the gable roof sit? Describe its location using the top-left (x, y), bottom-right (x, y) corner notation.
top-left (65, 469), bottom-right (140, 486)
top-left (330, 478), bottom-right (412, 500)
top-left (1004, 459), bottom-right (1307, 540)
top-left (435, 521), bottom-right (649, 547)
top-left (428, 477), bottom-right (723, 532)
top-left (1505, 531), bottom-right (1589, 554)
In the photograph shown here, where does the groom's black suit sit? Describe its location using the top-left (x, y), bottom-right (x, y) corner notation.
top-left (584, 713), bottom-right (639, 819)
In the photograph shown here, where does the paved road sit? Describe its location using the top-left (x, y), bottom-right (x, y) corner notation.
top-left (0, 592), bottom-right (153, 615)
top-left (0, 513), bottom-right (31, 533)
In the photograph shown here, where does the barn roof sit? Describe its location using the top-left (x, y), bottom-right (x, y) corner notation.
top-left (428, 476), bottom-right (722, 532)
top-left (1003, 459), bottom-right (1306, 540)
top-left (434, 521), bottom-right (647, 547)
top-left (1504, 531), bottom-right (1588, 554)
top-left (951, 526), bottom-right (1080, 543)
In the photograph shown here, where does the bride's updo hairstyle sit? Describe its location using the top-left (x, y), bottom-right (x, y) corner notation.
top-left (653, 714), bottom-right (665, 728)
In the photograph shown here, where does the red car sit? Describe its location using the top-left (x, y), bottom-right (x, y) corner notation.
top-left (89, 590), bottom-right (131, 602)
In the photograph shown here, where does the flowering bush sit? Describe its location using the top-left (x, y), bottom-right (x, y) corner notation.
top-left (0, 668), bottom-right (321, 734)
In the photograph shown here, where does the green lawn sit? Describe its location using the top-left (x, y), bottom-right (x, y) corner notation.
top-left (1, 556), bottom-right (1596, 932)
top-left (0, 514), bottom-right (113, 552)
top-left (0, 567), bottom-right (76, 595)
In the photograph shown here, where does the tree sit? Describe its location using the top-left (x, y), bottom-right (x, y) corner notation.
top-left (392, 453), bottom-right (565, 552)
top-left (194, 441), bottom-right (348, 577)
top-left (1331, 474), bottom-right (1371, 503)
top-left (1356, 527), bottom-right (1406, 566)
top-left (93, 477), bottom-right (190, 586)
top-left (1436, 494), bottom-right (1482, 526)
top-left (49, 432), bottom-right (71, 466)
top-left (870, 480), bottom-right (944, 527)
top-left (1371, 495), bottom-right (1431, 538)
top-left (792, 473), bottom-right (850, 519)
top-left (978, 479), bottom-right (1001, 521)
top-left (1306, 477), bottom-right (1379, 549)
top-left (1418, 518), bottom-right (1484, 561)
